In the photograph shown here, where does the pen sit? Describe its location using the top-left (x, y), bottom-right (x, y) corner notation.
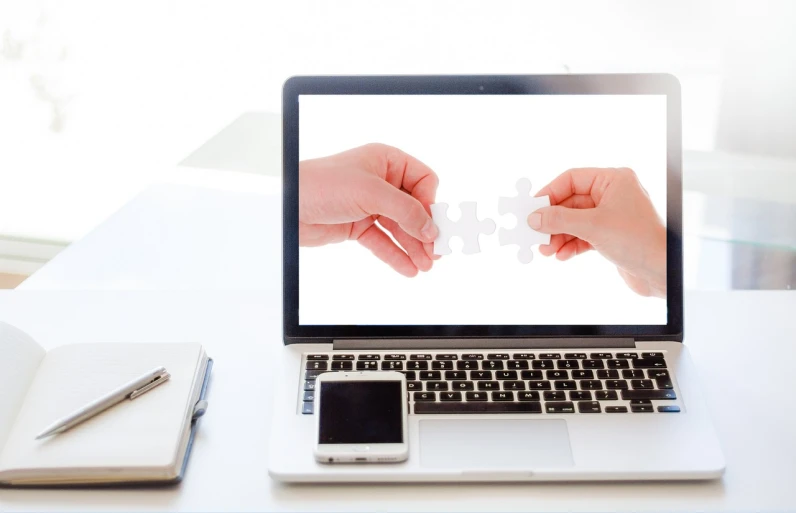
top-left (35, 366), bottom-right (170, 440)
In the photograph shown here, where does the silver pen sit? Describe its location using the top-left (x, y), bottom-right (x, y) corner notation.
top-left (35, 366), bottom-right (171, 440)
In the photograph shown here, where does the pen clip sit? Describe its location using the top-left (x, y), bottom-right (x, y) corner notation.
top-left (129, 371), bottom-right (171, 400)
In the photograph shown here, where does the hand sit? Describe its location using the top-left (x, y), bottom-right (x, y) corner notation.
top-left (528, 167), bottom-right (667, 298)
top-left (299, 143), bottom-right (440, 277)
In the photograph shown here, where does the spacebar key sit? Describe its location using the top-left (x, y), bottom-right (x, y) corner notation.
top-left (414, 402), bottom-right (542, 414)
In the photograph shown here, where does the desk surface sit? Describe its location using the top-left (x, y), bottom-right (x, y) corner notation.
top-left (0, 290), bottom-right (794, 512)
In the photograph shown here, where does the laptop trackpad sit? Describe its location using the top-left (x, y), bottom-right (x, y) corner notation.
top-left (419, 419), bottom-right (574, 470)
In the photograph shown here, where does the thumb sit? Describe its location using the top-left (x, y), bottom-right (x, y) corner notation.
top-left (359, 179), bottom-right (438, 243)
top-left (527, 205), bottom-right (597, 241)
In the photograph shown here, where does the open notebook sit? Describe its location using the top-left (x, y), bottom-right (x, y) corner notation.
top-left (0, 322), bottom-right (211, 486)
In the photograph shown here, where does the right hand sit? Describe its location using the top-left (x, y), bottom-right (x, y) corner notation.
top-left (527, 167), bottom-right (667, 298)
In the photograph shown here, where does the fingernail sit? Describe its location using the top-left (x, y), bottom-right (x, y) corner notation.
top-left (421, 219), bottom-right (438, 242)
top-left (528, 213), bottom-right (542, 230)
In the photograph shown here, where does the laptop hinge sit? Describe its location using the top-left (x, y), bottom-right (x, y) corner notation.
top-left (333, 338), bottom-right (636, 351)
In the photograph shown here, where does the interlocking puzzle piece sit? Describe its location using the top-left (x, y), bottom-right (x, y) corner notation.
top-left (498, 178), bottom-right (551, 264)
top-left (431, 201), bottom-right (496, 255)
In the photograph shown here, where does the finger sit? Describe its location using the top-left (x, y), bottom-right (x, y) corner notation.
top-left (356, 178), bottom-right (438, 243)
top-left (382, 146), bottom-right (440, 212)
top-left (378, 217), bottom-right (434, 272)
top-left (556, 194), bottom-right (596, 210)
top-left (539, 233), bottom-right (575, 256)
top-left (527, 205), bottom-right (597, 240)
top-left (424, 242), bottom-right (441, 260)
top-left (356, 223), bottom-right (419, 278)
top-left (556, 238), bottom-right (593, 261)
top-left (535, 168), bottom-right (604, 204)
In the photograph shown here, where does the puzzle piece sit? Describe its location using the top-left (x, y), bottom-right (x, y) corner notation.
top-left (498, 178), bottom-right (551, 263)
top-left (431, 202), bottom-right (496, 255)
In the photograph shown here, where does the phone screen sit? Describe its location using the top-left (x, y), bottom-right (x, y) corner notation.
top-left (318, 380), bottom-right (404, 444)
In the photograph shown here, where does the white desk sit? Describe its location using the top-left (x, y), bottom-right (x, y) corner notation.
top-left (0, 290), bottom-right (794, 512)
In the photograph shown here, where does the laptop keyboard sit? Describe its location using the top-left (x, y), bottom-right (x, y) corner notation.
top-left (299, 351), bottom-right (680, 415)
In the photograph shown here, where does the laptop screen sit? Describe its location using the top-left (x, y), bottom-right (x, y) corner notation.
top-left (297, 93), bottom-right (668, 327)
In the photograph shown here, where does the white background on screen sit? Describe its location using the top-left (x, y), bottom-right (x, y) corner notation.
top-left (298, 95), bottom-right (667, 326)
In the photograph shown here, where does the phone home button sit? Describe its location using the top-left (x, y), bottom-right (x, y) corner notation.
top-left (353, 445), bottom-right (371, 452)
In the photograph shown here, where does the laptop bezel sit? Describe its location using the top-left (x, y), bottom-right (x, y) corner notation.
top-left (282, 74), bottom-right (683, 344)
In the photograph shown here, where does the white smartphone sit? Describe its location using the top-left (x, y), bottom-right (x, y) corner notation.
top-left (314, 371), bottom-right (408, 464)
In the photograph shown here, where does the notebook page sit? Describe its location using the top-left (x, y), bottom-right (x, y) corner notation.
top-left (0, 343), bottom-right (203, 478)
top-left (0, 322), bottom-right (46, 451)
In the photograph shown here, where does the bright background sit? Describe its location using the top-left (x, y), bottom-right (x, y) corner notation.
top-left (298, 95), bottom-right (668, 325)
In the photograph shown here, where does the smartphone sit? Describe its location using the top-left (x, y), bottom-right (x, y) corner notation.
top-left (314, 371), bottom-right (408, 464)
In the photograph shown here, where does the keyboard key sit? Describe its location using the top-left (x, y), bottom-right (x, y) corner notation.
top-left (595, 390), bottom-right (619, 400)
top-left (445, 371), bottom-right (467, 380)
top-left (471, 371), bottom-right (493, 380)
top-left (492, 391), bottom-right (514, 401)
top-left (465, 391), bottom-right (488, 401)
top-left (583, 359), bottom-right (605, 369)
top-left (419, 371), bottom-right (442, 380)
top-left (622, 369), bottom-right (645, 379)
top-left (440, 392), bottom-right (463, 401)
top-left (406, 381), bottom-right (422, 391)
top-left (512, 353), bottom-right (536, 360)
top-left (630, 399), bottom-right (652, 406)
top-left (557, 359), bottom-right (579, 369)
top-left (457, 360), bottom-right (479, 370)
top-left (605, 406), bottom-right (628, 413)
top-left (303, 391), bottom-right (315, 402)
top-left (478, 381), bottom-right (500, 390)
top-left (532, 360), bottom-right (555, 369)
top-left (539, 353), bottom-right (562, 359)
top-left (606, 380), bottom-right (628, 389)
top-left (579, 380), bottom-right (603, 390)
top-left (572, 370), bottom-right (595, 379)
top-left (415, 401), bottom-right (542, 414)
top-left (487, 353), bottom-right (510, 360)
top-left (544, 391), bottom-right (566, 401)
top-left (507, 360), bottom-right (529, 369)
top-left (410, 354), bottom-right (432, 360)
top-left (332, 354), bottom-right (354, 360)
top-left (631, 379), bottom-right (654, 390)
top-left (426, 381), bottom-right (449, 391)
top-left (577, 401), bottom-right (601, 413)
top-left (521, 370), bottom-right (544, 380)
top-left (565, 353), bottom-right (587, 359)
top-left (407, 361), bottom-right (429, 370)
top-left (358, 354), bottom-right (380, 360)
top-left (616, 352), bottom-right (639, 359)
top-left (554, 380), bottom-right (577, 390)
top-left (657, 405), bottom-right (681, 413)
top-left (570, 391), bottom-right (592, 401)
top-left (306, 361), bottom-right (327, 370)
top-left (303, 380), bottom-right (316, 391)
top-left (529, 380), bottom-right (552, 390)
top-left (622, 390), bottom-right (677, 400)
top-left (401, 371), bottom-right (417, 381)
top-left (597, 369), bottom-right (619, 379)
top-left (382, 361), bottom-right (404, 371)
top-left (331, 361), bottom-right (353, 371)
top-left (546, 402), bottom-right (575, 413)
top-left (453, 381), bottom-right (475, 391)
top-left (647, 369), bottom-right (670, 379)
top-left (547, 370), bottom-right (569, 380)
top-left (590, 352), bottom-right (613, 359)
top-left (356, 361), bottom-right (379, 371)
top-left (301, 402), bottom-right (314, 414)
top-left (631, 404), bottom-right (654, 413)
top-left (633, 358), bottom-right (667, 369)
top-left (656, 377), bottom-right (674, 389)
top-left (435, 354), bottom-right (458, 360)
top-left (431, 361), bottom-right (454, 370)
top-left (496, 370), bottom-right (519, 380)
top-left (414, 392), bottom-right (436, 401)
top-left (503, 380), bottom-right (526, 390)
top-left (482, 360), bottom-right (505, 370)
top-left (607, 359), bottom-right (630, 369)
top-left (384, 354), bottom-right (407, 361)
top-left (461, 353), bottom-right (484, 360)
top-left (642, 352), bottom-right (664, 358)
top-left (304, 370), bottom-right (325, 380)
top-left (306, 354), bottom-right (329, 360)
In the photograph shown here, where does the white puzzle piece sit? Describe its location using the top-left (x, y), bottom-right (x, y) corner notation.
top-left (431, 201), bottom-right (496, 255)
top-left (498, 178), bottom-right (551, 264)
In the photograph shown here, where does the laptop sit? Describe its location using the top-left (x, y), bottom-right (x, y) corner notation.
top-left (268, 74), bottom-right (725, 482)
